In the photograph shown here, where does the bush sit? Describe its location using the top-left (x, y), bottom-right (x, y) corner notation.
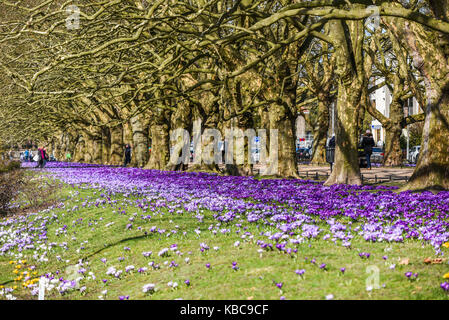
top-left (0, 161), bottom-right (23, 214)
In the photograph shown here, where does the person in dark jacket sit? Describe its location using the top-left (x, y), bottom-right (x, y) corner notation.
top-left (328, 135), bottom-right (335, 148)
top-left (326, 135), bottom-right (336, 171)
top-left (361, 130), bottom-right (375, 169)
top-left (123, 144), bottom-right (132, 167)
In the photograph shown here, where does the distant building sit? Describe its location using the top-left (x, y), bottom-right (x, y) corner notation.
top-left (370, 79), bottom-right (422, 147)
top-left (296, 112), bottom-right (313, 150)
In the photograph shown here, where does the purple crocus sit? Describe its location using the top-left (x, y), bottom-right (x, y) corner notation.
top-left (295, 269), bottom-right (305, 276)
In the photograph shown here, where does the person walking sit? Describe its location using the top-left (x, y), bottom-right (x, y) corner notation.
top-left (42, 148), bottom-right (49, 167)
top-left (361, 130), bottom-right (375, 170)
top-left (36, 148), bottom-right (43, 168)
top-left (123, 144), bottom-right (132, 167)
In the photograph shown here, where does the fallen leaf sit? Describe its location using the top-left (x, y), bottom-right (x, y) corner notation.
top-left (424, 257), bottom-right (443, 264)
top-left (247, 296), bottom-right (253, 300)
top-left (399, 258), bottom-right (410, 265)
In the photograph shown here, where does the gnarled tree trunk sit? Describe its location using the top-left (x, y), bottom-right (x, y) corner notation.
top-left (311, 100), bottom-right (330, 165)
top-left (130, 113), bottom-right (149, 168)
top-left (324, 17), bottom-right (364, 186)
top-left (109, 124), bottom-right (123, 166)
top-left (145, 108), bottom-right (171, 170)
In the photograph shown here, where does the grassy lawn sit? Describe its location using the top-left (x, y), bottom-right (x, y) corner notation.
top-left (1, 171), bottom-right (449, 300)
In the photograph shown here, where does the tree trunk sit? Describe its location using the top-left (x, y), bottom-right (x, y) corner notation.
top-left (101, 127), bottom-right (111, 165)
top-left (145, 122), bottom-right (170, 170)
top-left (324, 18), bottom-right (364, 186)
top-left (383, 101), bottom-right (404, 167)
top-left (387, 15), bottom-right (449, 190)
top-left (311, 101), bottom-right (330, 165)
top-left (91, 127), bottom-right (103, 164)
top-left (404, 88), bottom-right (449, 191)
top-left (109, 124), bottom-right (123, 166)
top-left (325, 80), bottom-right (362, 185)
top-left (84, 134), bottom-right (94, 163)
top-left (166, 102), bottom-right (192, 171)
top-left (223, 112), bottom-right (255, 176)
top-left (130, 113), bottom-right (149, 168)
top-left (267, 102), bottom-right (298, 178)
top-left (73, 135), bottom-right (85, 163)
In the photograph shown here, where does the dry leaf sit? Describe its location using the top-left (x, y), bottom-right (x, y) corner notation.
top-left (399, 258), bottom-right (410, 265)
top-left (247, 296), bottom-right (254, 300)
top-left (424, 257), bottom-right (443, 264)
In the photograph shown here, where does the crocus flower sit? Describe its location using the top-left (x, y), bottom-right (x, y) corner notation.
top-left (295, 269), bottom-right (305, 276)
top-left (142, 284), bottom-right (155, 293)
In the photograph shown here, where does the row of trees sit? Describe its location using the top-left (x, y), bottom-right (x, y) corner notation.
top-left (0, 0), bottom-right (448, 190)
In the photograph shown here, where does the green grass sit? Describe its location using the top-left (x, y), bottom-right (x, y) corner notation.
top-left (1, 177), bottom-right (449, 300)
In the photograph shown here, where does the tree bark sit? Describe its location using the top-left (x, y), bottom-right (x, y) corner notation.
top-left (73, 135), bottom-right (85, 163)
top-left (324, 17), bottom-right (364, 186)
top-left (388, 14), bottom-right (449, 190)
top-left (101, 126), bottom-right (111, 165)
top-left (130, 113), bottom-right (149, 168)
top-left (144, 108), bottom-right (171, 170)
top-left (267, 102), bottom-right (298, 178)
top-left (405, 86), bottom-right (449, 191)
top-left (109, 124), bottom-right (123, 166)
top-left (311, 100), bottom-right (330, 165)
top-left (383, 100), bottom-right (404, 167)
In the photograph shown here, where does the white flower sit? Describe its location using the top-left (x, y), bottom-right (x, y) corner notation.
top-left (125, 265), bottom-right (135, 272)
top-left (325, 294), bottom-right (334, 300)
top-left (142, 284), bottom-right (156, 293)
top-left (158, 248), bottom-right (169, 257)
top-left (106, 266), bottom-right (116, 275)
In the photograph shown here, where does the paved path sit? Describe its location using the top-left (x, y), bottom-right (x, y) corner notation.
top-left (297, 164), bottom-right (414, 182)
top-left (248, 163), bottom-right (414, 182)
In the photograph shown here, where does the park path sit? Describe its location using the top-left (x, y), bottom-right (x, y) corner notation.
top-left (246, 163), bottom-right (415, 183)
top-left (297, 164), bottom-right (414, 183)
